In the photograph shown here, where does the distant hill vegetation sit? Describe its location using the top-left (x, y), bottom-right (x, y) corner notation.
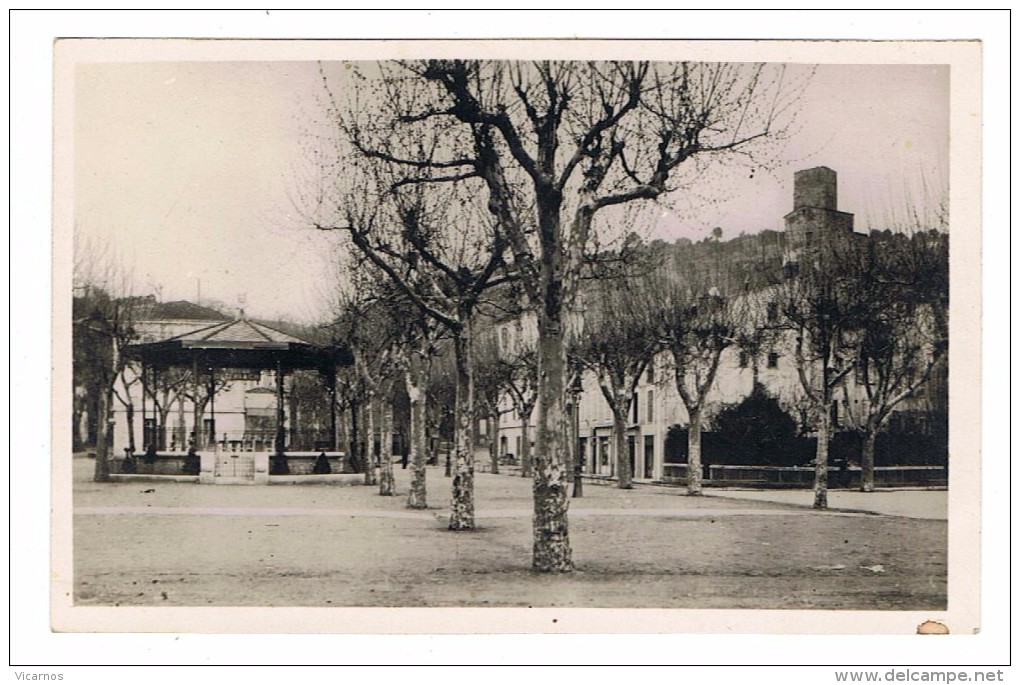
top-left (641, 229), bottom-right (789, 293)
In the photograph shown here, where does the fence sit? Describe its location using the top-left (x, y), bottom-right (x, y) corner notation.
top-left (660, 463), bottom-right (947, 488)
top-left (206, 430), bottom-right (340, 453)
top-left (111, 453), bottom-right (194, 476)
top-left (110, 449), bottom-right (356, 480)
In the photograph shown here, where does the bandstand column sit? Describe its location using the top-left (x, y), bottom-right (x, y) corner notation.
top-left (271, 357), bottom-right (290, 476)
top-left (153, 365), bottom-right (164, 449)
top-left (328, 364), bottom-right (338, 451)
top-left (191, 356), bottom-right (200, 448)
top-left (275, 359), bottom-right (285, 454)
top-left (208, 366), bottom-right (216, 449)
top-left (140, 362), bottom-right (147, 450)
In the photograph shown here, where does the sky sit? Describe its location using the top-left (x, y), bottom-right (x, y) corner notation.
top-left (72, 57), bottom-right (949, 322)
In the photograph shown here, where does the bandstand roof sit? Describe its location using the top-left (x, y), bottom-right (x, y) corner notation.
top-left (124, 318), bottom-right (352, 370)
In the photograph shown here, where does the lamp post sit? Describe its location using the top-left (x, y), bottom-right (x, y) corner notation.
top-left (571, 372), bottom-right (584, 498)
top-left (567, 303), bottom-right (587, 498)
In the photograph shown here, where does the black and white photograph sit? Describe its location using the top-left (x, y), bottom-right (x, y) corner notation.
top-left (19, 16), bottom-right (1003, 671)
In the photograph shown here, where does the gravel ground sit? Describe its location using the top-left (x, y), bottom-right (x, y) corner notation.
top-left (71, 456), bottom-right (947, 609)
top-left (702, 488), bottom-right (947, 520)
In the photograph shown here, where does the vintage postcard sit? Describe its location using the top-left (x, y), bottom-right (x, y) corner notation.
top-left (51, 37), bottom-right (981, 640)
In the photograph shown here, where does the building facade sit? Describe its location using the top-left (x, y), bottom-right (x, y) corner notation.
top-left (495, 167), bottom-right (947, 481)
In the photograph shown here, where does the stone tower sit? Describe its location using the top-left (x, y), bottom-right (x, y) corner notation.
top-left (784, 166), bottom-right (854, 248)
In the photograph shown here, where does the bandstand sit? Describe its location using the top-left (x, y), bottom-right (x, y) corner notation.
top-left (123, 318), bottom-right (352, 484)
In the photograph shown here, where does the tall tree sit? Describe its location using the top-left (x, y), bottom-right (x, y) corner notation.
top-left (780, 238), bottom-right (868, 508)
top-left (848, 230), bottom-right (949, 492)
top-left (425, 351), bottom-right (457, 477)
top-left (312, 59), bottom-right (803, 569)
top-left (649, 256), bottom-right (741, 495)
top-left (574, 278), bottom-right (660, 489)
top-left (472, 326), bottom-right (513, 476)
top-left (331, 281), bottom-right (405, 493)
top-left (73, 237), bottom-right (150, 481)
top-left (396, 312), bottom-right (444, 508)
top-left (308, 67), bottom-right (512, 528)
top-left (495, 314), bottom-right (540, 478)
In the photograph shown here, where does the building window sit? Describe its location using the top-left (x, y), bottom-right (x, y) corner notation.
top-left (631, 393), bottom-right (639, 424)
top-left (646, 361), bottom-right (654, 384)
top-left (646, 389), bottom-right (654, 423)
top-left (738, 351), bottom-right (750, 368)
top-left (767, 352), bottom-right (779, 369)
top-left (767, 301), bottom-right (779, 322)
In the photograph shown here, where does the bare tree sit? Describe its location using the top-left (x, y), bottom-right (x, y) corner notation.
top-left (396, 312), bottom-right (444, 508)
top-left (330, 364), bottom-right (365, 473)
top-left (649, 255), bottom-right (741, 495)
top-left (779, 238), bottom-right (869, 508)
top-left (493, 314), bottom-right (540, 478)
top-left (308, 59), bottom-right (803, 570)
top-left (73, 237), bottom-right (150, 481)
top-left (376, 385), bottom-right (397, 495)
top-left (849, 230), bottom-right (948, 492)
top-left (415, 60), bottom-right (800, 568)
top-left (142, 366), bottom-right (190, 450)
top-left (573, 278), bottom-right (660, 489)
top-left (472, 326), bottom-right (513, 476)
top-left (179, 370), bottom-right (233, 448)
top-left (331, 282), bottom-right (405, 493)
top-left (307, 66), bottom-right (513, 529)
top-left (424, 350), bottom-right (457, 477)
top-left (111, 366), bottom-right (142, 454)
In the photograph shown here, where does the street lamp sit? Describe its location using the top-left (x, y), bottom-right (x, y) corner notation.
top-left (571, 372), bottom-right (584, 498)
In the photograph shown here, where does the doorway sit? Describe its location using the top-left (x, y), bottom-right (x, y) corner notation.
top-left (644, 435), bottom-right (655, 479)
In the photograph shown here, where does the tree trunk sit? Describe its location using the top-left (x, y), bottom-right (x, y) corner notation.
top-left (93, 388), bottom-right (112, 482)
top-left (860, 427), bottom-right (877, 493)
top-left (687, 406), bottom-right (704, 496)
top-left (406, 362), bottom-right (428, 509)
top-left (489, 408), bottom-right (500, 475)
top-left (813, 398), bottom-right (830, 509)
top-left (519, 403), bottom-right (533, 478)
top-left (378, 399), bottom-right (395, 496)
top-left (124, 401), bottom-right (136, 453)
top-left (613, 406), bottom-right (632, 489)
top-left (176, 396), bottom-right (187, 450)
top-left (338, 402), bottom-right (351, 470)
top-left (532, 312), bottom-right (573, 572)
top-left (449, 329), bottom-right (475, 530)
top-left (157, 406), bottom-right (171, 450)
top-left (363, 397), bottom-right (378, 486)
top-left (72, 393), bottom-right (86, 451)
top-left (194, 405), bottom-right (207, 449)
top-left (349, 399), bottom-right (359, 474)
